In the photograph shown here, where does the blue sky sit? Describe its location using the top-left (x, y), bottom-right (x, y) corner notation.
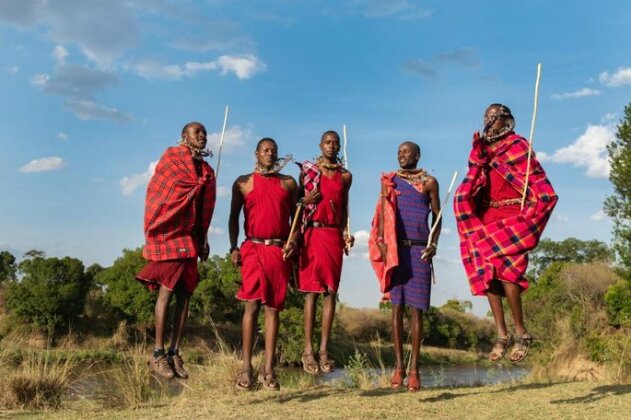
top-left (1, 0), bottom-right (630, 316)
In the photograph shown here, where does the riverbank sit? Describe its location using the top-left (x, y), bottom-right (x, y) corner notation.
top-left (7, 381), bottom-right (630, 419)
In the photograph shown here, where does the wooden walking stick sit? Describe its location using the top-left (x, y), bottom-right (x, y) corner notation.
top-left (342, 124), bottom-right (352, 254)
top-left (204, 105), bottom-right (229, 257)
top-left (521, 63), bottom-right (542, 210)
top-left (284, 203), bottom-right (304, 288)
top-left (422, 170), bottom-right (459, 260)
top-left (215, 105), bottom-right (230, 180)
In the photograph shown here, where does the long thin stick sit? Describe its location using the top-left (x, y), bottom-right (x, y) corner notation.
top-left (215, 105), bottom-right (229, 180)
top-left (285, 204), bottom-right (303, 287)
top-left (342, 124), bottom-right (351, 253)
top-left (422, 170), bottom-right (458, 259)
top-left (521, 63), bottom-right (542, 210)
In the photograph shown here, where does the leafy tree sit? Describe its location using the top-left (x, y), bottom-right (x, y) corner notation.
top-left (95, 248), bottom-right (155, 327)
top-left (5, 253), bottom-right (91, 341)
top-left (0, 250), bottom-right (17, 282)
top-left (605, 279), bottom-right (631, 327)
top-left (440, 299), bottom-right (473, 313)
top-left (190, 254), bottom-right (241, 324)
top-left (605, 104), bottom-right (631, 270)
top-left (529, 237), bottom-right (612, 278)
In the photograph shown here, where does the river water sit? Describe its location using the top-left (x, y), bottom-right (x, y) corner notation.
top-left (311, 364), bottom-right (530, 388)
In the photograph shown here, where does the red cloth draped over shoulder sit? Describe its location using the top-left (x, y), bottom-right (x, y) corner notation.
top-left (298, 170), bottom-right (346, 293)
top-left (453, 132), bottom-right (558, 296)
top-left (368, 172), bottom-right (425, 300)
top-left (142, 145), bottom-right (216, 261)
top-left (237, 173), bottom-right (292, 310)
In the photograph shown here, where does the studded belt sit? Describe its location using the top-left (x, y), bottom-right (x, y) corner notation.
top-left (246, 237), bottom-right (286, 246)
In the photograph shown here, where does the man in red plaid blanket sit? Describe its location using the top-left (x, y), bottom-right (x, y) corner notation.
top-left (136, 121), bottom-right (216, 379)
top-left (296, 130), bottom-right (354, 375)
top-left (454, 104), bottom-right (557, 363)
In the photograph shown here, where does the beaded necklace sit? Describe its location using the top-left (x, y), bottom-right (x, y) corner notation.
top-left (396, 168), bottom-right (428, 185)
top-left (254, 154), bottom-right (294, 176)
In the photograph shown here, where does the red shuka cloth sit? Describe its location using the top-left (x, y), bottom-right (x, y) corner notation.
top-left (298, 171), bottom-right (346, 293)
top-left (135, 259), bottom-right (199, 295)
top-left (368, 171), bottom-right (426, 300)
top-left (236, 173), bottom-right (292, 310)
top-left (142, 145), bottom-right (216, 261)
top-left (454, 132), bottom-right (558, 296)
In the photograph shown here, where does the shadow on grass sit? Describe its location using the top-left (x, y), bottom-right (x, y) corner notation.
top-left (551, 385), bottom-right (631, 404)
top-left (416, 382), bottom-right (560, 403)
top-left (247, 387), bottom-right (354, 405)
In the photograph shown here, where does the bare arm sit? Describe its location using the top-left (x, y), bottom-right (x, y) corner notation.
top-left (341, 171), bottom-right (354, 252)
top-left (228, 176), bottom-right (247, 265)
top-left (282, 176), bottom-right (300, 259)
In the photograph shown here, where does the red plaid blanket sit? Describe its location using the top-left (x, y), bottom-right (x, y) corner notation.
top-left (296, 160), bottom-right (321, 233)
top-left (143, 145), bottom-right (216, 261)
top-left (453, 133), bottom-right (557, 296)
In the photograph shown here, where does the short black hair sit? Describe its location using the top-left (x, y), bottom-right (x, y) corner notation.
top-left (321, 130), bottom-right (340, 143)
top-left (256, 137), bottom-right (277, 150)
top-left (400, 141), bottom-right (421, 156)
top-left (181, 121), bottom-right (205, 135)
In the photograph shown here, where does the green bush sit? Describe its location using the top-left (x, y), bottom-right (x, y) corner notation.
top-left (5, 253), bottom-right (92, 342)
top-left (95, 248), bottom-right (155, 328)
top-left (605, 279), bottom-right (631, 327)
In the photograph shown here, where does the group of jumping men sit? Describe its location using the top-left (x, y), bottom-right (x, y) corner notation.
top-left (135, 103), bottom-right (557, 392)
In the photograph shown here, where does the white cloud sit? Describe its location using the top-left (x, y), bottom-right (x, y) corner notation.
top-left (216, 54), bottom-right (266, 79)
top-left (216, 186), bottom-right (230, 197)
top-left (550, 87), bottom-right (601, 100)
top-left (552, 213), bottom-right (569, 224)
top-left (590, 210), bottom-right (608, 222)
top-left (538, 123), bottom-right (616, 178)
top-left (20, 156), bottom-right (67, 173)
top-left (57, 132), bottom-right (68, 141)
top-left (207, 125), bottom-right (251, 153)
top-left (599, 67), bottom-right (631, 87)
top-left (120, 161), bottom-right (157, 196)
top-left (131, 54), bottom-right (266, 80)
top-left (65, 98), bottom-right (132, 123)
top-left (53, 45), bottom-right (69, 65)
top-left (7, 66), bottom-right (19, 74)
top-left (601, 113), bottom-right (618, 124)
top-left (441, 227), bottom-right (452, 235)
top-left (353, 229), bottom-right (370, 249)
top-left (209, 226), bottom-right (225, 235)
top-left (30, 63), bottom-right (131, 122)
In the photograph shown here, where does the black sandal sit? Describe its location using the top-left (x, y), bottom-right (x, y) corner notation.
top-left (489, 335), bottom-right (513, 363)
top-left (260, 371), bottom-right (280, 391)
top-left (510, 333), bottom-right (533, 363)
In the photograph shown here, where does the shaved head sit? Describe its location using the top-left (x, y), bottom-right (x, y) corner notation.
top-left (400, 141), bottom-right (420, 156)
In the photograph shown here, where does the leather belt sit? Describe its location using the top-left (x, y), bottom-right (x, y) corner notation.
top-left (398, 239), bottom-right (428, 247)
top-left (481, 198), bottom-right (522, 208)
top-left (307, 221), bottom-right (341, 229)
top-left (246, 237), bottom-right (285, 246)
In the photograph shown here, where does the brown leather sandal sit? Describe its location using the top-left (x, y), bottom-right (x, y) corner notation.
top-left (302, 351), bottom-right (320, 374)
top-left (318, 351), bottom-right (335, 373)
top-left (510, 333), bottom-right (533, 363)
top-left (489, 335), bottom-right (513, 363)
top-left (235, 369), bottom-right (256, 391)
top-left (260, 371), bottom-right (280, 391)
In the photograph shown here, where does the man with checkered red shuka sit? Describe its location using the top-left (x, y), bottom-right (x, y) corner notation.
top-left (454, 104), bottom-right (557, 365)
top-left (136, 122), bottom-right (216, 380)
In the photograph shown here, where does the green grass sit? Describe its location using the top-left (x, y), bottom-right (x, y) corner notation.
top-left (7, 381), bottom-right (630, 419)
